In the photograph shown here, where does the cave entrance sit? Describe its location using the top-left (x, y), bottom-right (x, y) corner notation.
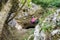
top-left (23, 26), bottom-right (35, 29)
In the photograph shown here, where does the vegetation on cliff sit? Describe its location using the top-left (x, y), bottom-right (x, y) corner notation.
top-left (0, 0), bottom-right (60, 40)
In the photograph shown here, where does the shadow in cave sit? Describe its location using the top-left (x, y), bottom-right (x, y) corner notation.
top-left (24, 26), bottom-right (35, 29)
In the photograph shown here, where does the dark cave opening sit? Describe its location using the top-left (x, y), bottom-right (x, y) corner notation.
top-left (23, 26), bottom-right (35, 29)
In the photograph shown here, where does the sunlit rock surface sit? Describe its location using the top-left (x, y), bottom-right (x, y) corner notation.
top-left (8, 19), bottom-right (22, 30)
top-left (34, 24), bottom-right (40, 40)
top-left (51, 29), bottom-right (60, 36)
top-left (34, 9), bottom-right (60, 40)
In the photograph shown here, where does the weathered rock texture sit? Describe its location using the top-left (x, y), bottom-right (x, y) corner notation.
top-left (34, 9), bottom-right (60, 40)
top-left (0, 0), bottom-right (20, 40)
top-left (0, 0), bottom-right (12, 39)
top-left (15, 3), bottom-right (43, 29)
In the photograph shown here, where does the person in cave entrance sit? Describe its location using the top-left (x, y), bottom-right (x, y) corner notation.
top-left (24, 16), bottom-right (39, 29)
top-left (30, 16), bottom-right (39, 24)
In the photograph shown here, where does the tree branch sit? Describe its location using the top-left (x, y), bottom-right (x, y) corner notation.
top-left (6, 0), bottom-right (19, 23)
top-left (7, 0), bottom-right (26, 23)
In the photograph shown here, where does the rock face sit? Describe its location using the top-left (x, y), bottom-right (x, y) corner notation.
top-left (8, 2), bottom-right (43, 30)
top-left (0, 0), bottom-right (19, 40)
top-left (8, 19), bottom-right (22, 30)
top-left (34, 24), bottom-right (40, 40)
top-left (0, 0), bottom-right (12, 39)
top-left (15, 3), bottom-right (43, 29)
top-left (34, 9), bottom-right (60, 40)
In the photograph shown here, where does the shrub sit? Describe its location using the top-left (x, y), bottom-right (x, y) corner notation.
top-left (32, 0), bottom-right (60, 8)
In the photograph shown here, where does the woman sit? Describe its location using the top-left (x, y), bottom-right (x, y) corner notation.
top-left (31, 16), bottom-right (39, 24)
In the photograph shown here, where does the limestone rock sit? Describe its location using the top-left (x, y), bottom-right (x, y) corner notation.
top-left (15, 3), bottom-right (43, 28)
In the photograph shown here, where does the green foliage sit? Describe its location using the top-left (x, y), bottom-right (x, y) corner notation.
top-left (32, 0), bottom-right (60, 8)
top-left (39, 8), bottom-right (55, 24)
top-left (27, 0), bottom-right (32, 8)
top-left (39, 9), bottom-right (56, 32)
top-left (20, 0), bottom-right (32, 8)
top-left (29, 36), bottom-right (34, 40)
top-left (50, 0), bottom-right (60, 7)
top-left (41, 22), bottom-right (53, 32)
top-left (20, 0), bottom-right (25, 4)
